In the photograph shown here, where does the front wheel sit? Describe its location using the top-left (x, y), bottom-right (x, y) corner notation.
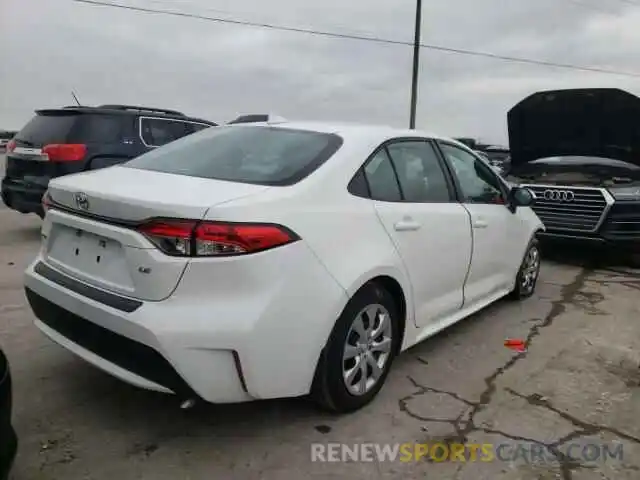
top-left (509, 237), bottom-right (541, 300)
top-left (311, 283), bottom-right (400, 413)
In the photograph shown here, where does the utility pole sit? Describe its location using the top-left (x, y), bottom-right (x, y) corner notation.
top-left (409, 0), bottom-right (422, 129)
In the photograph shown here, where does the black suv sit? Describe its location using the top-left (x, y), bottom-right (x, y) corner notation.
top-left (1, 104), bottom-right (217, 217)
top-left (505, 88), bottom-right (640, 264)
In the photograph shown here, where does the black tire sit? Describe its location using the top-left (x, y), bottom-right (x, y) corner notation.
top-left (311, 283), bottom-right (400, 413)
top-left (509, 237), bottom-right (541, 300)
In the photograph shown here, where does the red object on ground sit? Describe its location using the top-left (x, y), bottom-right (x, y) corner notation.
top-left (504, 338), bottom-right (527, 352)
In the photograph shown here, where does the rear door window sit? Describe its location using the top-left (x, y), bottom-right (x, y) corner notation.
top-left (124, 125), bottom-right (343, 186)
top-left (363, 149), bottom-right (402, 201)
top-left (14, 114), bottom-right (79, 146)
top-left (139, 118), bottom-right (190, 147)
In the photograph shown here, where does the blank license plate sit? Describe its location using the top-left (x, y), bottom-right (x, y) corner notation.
top-left (46, 225), bottom-right (133, 288)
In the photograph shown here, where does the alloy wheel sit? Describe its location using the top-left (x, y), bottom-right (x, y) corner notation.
top-left (520, 244), bottom-right (540, 293)
top-left (342, 304), bottom-right (393, 396)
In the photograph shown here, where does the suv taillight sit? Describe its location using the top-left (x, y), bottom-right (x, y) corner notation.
top-left (136, 219), bottom-right (299, 257)
top-left (42, 144), bottom-right (87, 162)
top-left (6, 139), bottom-right (16, 153)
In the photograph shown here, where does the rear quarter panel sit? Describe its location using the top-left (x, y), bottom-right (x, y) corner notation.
top-left (200, 179), bottom-right (416, 347)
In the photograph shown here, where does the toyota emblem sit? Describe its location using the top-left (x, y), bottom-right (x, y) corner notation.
top-left (542, 189), bottom-right (574, 202)
top-left (74, 192), bottom-right (90, 210)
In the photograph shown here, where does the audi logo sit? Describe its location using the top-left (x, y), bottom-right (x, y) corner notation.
top-left (543, 189), bottom-right (575, 201)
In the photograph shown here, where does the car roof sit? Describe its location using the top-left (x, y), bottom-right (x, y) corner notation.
top-left (35, 106), bottom-right (217, 125)
top-left (228, 120), bottom-right (462, 145)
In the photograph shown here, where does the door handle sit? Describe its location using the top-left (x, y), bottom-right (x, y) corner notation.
top-left (472, 219), bottom-right (488, 229)
top-left (394, 220), bottom-right (421, 231)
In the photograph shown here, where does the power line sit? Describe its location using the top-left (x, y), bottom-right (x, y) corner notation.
top-left (140, 0), bottom-right (626, 41)
top-left (74, 0), bottom-right (640, 78)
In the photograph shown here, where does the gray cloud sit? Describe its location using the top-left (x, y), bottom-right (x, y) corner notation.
top-left (1, 0), bottom-right (640, 143)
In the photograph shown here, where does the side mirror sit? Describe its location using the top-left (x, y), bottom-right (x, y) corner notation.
top-left (508, 187), bottom-right (536, 212)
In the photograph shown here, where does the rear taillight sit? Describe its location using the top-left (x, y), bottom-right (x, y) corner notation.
top-left (137, 219), bottom-right (195, 256)
top-left (137, 219), bottom-right (299, 257)
top-left (42, 144), bottom-right (87, 162)
top-left (6, 139), bottom-right (16, 153)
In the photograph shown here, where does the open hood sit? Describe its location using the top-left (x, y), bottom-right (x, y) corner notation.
top-left (507, 88), bottom-right (640, 167)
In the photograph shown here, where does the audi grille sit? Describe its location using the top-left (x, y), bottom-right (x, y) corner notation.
top-left (521, 185), bottom-right (610, 233)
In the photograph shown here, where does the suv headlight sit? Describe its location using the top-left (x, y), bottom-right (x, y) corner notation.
top-left (608, 186), bottom-right (640, 201)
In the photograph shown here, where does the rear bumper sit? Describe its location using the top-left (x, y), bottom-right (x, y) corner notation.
top-left (24, 243), bottom-right (348, 403)
top-left (24, 277), bottom-right (251, 403)
top-left (1, 177), bottom-right (46, 216)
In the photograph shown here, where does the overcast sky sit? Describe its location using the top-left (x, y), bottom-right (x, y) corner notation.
top-left (2, 0), bottom-right (640, 143)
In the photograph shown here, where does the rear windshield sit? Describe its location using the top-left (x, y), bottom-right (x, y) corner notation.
top-left (123, 126), bottom-right (344, 186)
top-left (15, 114), bottom-right (79, 146)
top-left (15, 112), bottom-right (127, 146)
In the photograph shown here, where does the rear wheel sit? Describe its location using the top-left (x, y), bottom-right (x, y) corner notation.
top-left (509, 237), bottom-right (541, 300)
top-left (311, 283), bottom-right (400, 413)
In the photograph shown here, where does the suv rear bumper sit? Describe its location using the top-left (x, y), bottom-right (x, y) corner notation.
top-left (1, 177), bottom-right (45, 216)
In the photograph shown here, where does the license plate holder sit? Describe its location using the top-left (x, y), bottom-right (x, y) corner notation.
top-left (70, 229), bottom-right (111, 266)
top-left (47, 225), bottom-right (129, 284)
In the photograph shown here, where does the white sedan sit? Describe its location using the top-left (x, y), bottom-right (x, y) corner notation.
top-left (24, 121), bottom-right (543, 413)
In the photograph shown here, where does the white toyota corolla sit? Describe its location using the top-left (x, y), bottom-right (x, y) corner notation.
top-left (24, 121), bottom-right (543, 412)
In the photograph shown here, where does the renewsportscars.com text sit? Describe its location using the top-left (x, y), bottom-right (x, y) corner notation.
top-left (310, 442), bottom-right (624, 464)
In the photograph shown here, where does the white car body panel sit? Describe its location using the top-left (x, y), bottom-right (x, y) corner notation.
top-left (24, 121), bottom-right (544, 403)
top-left (373, 201), bottom-right (472, 327)
top-left (462, 203), bottom-right (525, 306)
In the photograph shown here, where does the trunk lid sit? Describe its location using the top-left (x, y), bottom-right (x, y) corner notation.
top-left (507, 88), bottom-right (640, 167)
top-left (48, 165), bottom-right (270, 221)
top-left (43, 166), bottom-right (270, 301)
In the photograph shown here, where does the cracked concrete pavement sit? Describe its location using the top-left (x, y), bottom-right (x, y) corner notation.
top-left (1, 190), bottom-right (639, 479)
